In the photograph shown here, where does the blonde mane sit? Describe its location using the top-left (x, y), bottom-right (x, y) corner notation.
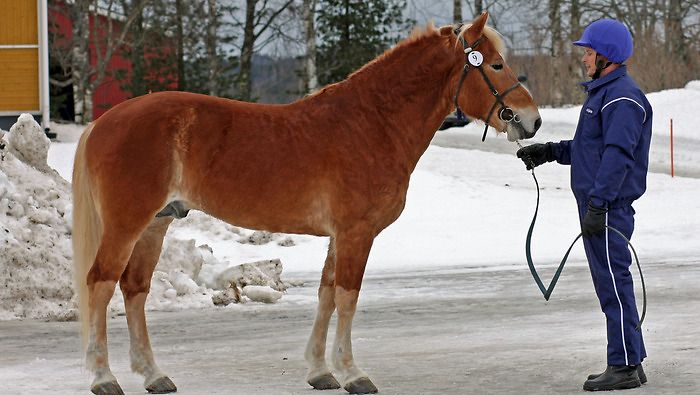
top-left (350, 21), bottom-right (508, 80)
top-left (305, 21), bottom-right (507, 99)
top-left (344, 22), bottom-right (443, 80)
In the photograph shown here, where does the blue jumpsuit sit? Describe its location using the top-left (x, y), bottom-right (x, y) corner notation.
top-left (551, 65), bottom-right (652, 366)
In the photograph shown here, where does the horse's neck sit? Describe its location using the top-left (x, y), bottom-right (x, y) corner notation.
top-left (310, 34), bottom-right (458, 171)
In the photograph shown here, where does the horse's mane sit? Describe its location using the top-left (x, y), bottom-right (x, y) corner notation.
top-left (345, 22), bottom-right (444, 82)
top-left (302, 22), bottom-right (507, 100)
top-left (348, 22), bottom-right (507, 80)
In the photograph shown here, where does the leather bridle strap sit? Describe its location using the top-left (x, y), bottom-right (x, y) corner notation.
top-left (452, 25), bottom-right (522, 141)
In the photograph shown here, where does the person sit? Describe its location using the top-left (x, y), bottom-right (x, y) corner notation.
top-left (516, 19), bottom-right (652, 391)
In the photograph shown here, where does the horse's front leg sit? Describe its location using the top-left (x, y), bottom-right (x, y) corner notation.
top-left (305, 238), bottom-right (342, 390)
top-left (332, 231), bottom-right (378, 394)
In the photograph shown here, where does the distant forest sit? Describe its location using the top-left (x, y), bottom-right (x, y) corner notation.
top-left (49, 0), bottom-right (700, 123)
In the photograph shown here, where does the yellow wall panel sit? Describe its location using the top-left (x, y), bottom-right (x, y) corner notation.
top-left (0, 0), bottom-right (38, 45)
top-left (0, 49), bottom-right (39, 111)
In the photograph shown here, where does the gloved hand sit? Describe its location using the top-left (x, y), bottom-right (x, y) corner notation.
top-left (581, 201), bottom-right (607, 237)
top-left (516, 143), bottom-right (555, 170)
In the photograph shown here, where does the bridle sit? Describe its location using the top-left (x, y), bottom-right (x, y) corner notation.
top-left (452, 25), bottom-right (523, 141)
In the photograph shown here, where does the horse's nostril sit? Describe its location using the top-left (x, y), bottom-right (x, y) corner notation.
top-left (534, 117), bottom-right (542, 132)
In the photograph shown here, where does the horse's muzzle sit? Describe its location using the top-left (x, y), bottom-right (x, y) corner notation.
top-left (506, 115), bottom-right (539, 141)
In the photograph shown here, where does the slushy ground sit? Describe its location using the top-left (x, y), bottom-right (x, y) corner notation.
top-left (1, 258), bottom-right (697, 394)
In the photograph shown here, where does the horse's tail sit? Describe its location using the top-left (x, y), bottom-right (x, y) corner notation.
top-left (72, 122), bottom-right (101, 351)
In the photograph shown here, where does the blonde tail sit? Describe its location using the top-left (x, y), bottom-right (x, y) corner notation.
top-left (72, 123), bottom-right (101, 351)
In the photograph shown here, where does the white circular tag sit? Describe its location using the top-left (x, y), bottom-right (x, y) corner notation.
top-left (468, 51), bottom-right (484, 67)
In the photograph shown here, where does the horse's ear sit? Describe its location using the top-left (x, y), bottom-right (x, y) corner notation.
top-left (468, 12), bottom-right (489, 36)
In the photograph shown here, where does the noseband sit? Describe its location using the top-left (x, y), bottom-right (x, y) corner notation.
top-left (452, 26), bottom-right (522, 141)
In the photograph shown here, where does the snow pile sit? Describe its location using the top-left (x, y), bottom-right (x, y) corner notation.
top-left (5, 114), bottom-right (52, 172)
top-left (686, 80), bottom-right (700, 91)
top-left (1, 116), bottom-right (299, 321)
top-left (109, 239), bottom-right (292, 315)
top-left (0, 114), bottom-right (74, 321)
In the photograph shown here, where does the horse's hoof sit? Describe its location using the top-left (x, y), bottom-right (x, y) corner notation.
top-left (91, 381), bottom-right (125, 395)
top-left (308, 372), bottom-right (341, 390)
top-left (344, 377), bottom-right (378, 394)
top-left (146, 376), bottom-right (178, 394)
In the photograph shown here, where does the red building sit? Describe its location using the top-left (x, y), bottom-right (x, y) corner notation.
top-left (49, 1), bottom-right (176, 121)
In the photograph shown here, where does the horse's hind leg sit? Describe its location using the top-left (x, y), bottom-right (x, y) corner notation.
top-left (87, 225), bottom-right (152, 395)
top-left (332, 231), bottom-right (378, 394)
top-left (119, 216), bottom-right (177, 394)
top-left (305, 238), bottom-right (341, 390)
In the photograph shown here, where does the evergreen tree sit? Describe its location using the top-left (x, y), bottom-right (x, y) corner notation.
top-left (315, 0), bottom-right (414, 85)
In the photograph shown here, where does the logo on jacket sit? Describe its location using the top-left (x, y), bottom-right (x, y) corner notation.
top-left (585, 108), bottom-right (594, 114)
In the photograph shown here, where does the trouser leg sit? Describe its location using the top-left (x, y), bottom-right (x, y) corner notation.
top-left (579, 203), bottom-right (646, 366)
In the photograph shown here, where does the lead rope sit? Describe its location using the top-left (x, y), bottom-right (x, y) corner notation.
top-left (516, 141), bottom-right (647, 330)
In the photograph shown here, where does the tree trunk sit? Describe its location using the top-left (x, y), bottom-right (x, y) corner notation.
top-left (131, 3), bottom-right (146, 96)
top-left (567, 0), bottom-right (584, 103)
top-left (474, 0), bottom-right (483, 14)
top-left (71, 0), bottom-right (91, 123)
top-left (548, 0), bottom-right (562, 105)
top-left (453, 0), bottom-right (462, 23)
top-left (175, 0), bottom-right (186, 90)
top-left (302, 0), bottom-right (318, 93)
top-left (667, 0), bottom-right (686, 61)
top-left (207, 0), bottom-right (219, 96)
top-left (239, 0), bottom-right (257, 101)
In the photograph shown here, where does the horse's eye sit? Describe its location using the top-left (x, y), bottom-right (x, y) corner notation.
top-left (491, 64), bottom-right (503, 70)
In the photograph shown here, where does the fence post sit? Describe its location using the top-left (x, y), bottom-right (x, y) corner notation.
top-left (670, 118), bottom-right (674, 178)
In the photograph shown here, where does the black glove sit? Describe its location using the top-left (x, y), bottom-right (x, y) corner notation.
top-left (581, 201), bottom-right (607, 238)
top-left (516, 143), bottom-right (555, 170)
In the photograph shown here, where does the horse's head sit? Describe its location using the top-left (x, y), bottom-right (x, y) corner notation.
top-left (451, 12), bottom-right (541, 141)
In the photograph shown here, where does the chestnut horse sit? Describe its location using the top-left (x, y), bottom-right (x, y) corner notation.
top-left (72, 13), bottom-right (540, 395)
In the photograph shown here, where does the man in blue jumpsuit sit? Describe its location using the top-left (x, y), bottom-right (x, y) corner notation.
top-left (516, 19), bottom-right (652, 391)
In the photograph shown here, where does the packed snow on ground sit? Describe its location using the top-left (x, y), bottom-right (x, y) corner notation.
top-left (0, 116), bottom-right (295, 321)
top-left (2, 81), bottom-right (699, 322)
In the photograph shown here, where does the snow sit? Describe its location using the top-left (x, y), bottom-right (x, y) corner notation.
top-left (2, 80), bottom-right (700, 322)
top-left (0, 116), bottom-right (74, 321)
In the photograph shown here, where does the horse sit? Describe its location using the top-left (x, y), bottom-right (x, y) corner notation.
top-left (72, 12), bottom-right (540, 395)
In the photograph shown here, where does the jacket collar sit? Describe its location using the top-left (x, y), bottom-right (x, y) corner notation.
top-left (580, 65), bottom-right (627, 92)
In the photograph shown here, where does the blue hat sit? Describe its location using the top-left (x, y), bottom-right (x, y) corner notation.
top-left (573, 19), bottom-right (633, 63)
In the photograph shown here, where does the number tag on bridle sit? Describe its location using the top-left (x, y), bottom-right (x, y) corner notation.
top-left (467, 51), bottom-right (484, 67)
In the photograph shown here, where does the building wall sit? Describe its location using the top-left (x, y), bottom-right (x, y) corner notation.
top-left (0, 0), bottom-right (40, 112)
top-left (49, 3), bottom-right (176, 121)
top-left (49, 3), bottom-right (132, 120)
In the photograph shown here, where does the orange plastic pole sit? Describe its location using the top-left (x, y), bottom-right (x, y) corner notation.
top-left (670, 118), bottom-right (674, 178)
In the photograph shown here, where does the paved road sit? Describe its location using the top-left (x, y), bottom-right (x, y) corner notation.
top-left (1, 259), bottom-right (699, 394)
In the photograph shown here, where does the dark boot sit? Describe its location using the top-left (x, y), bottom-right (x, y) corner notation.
top-left (588, 364), bottom-right (647, 384)
top-left (583, 365), bottom-right (641, 391)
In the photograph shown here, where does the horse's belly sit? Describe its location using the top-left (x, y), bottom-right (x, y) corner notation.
top-left (187, 177), bottom-right (333, 237)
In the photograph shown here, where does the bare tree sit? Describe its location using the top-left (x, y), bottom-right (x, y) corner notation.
top-left (474, 0), bottom-right (483, 14)
top-left (119, 0), bottom-right (148, 97)
top-left (237, 0), bottom-right (296, 101)
top-left (70, 0), bottom-right (91, 123)
top-left (666, 0), bottom-right (687, 61)
top-left (175, 0), bottom-right (186, 90)
top-left (454, 0), bottom-right (463, 23)
top-left (302, 0), bottom-right (318, 93)
top-left (206, 0), bottom-right (221, 96)
top-left (51, 0), bottom-right (145, 123)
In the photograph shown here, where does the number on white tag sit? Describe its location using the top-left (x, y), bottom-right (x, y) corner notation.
top-left (468, 51), bottom-right (483, 67)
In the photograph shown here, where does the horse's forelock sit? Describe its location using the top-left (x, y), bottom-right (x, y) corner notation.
top-left (457, 24), bottom-right (507, 58)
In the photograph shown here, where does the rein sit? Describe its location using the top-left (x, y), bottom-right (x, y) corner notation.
top-left (453, 26), bottom-right (522, 142)
top-left (517, 141), bottom-right (647, 330)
